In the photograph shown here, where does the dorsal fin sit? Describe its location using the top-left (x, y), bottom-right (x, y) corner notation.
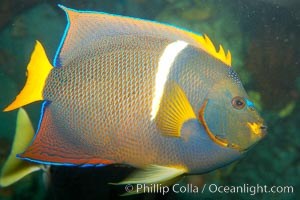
top-left (186, 32), bottom-right (232, 66)
top-left (55, 5), bottom-right (231, 68)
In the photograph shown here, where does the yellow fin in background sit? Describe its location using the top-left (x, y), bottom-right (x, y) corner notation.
top-left (0, 108), bottom-right (42, 187)
top-left (155, 81), bottom-right (196, 137)
top-left (112, 165), bottom-right (187, 196)
top-left (187, 32), bottom-right (232, 66)
top-left (4, 41), bottom-right (53, 112)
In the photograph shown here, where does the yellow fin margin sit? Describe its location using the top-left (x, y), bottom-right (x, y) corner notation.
top-left (187, 32), bottom-right (232, 66)
top-left (0, 108), bottom-right (41, 187)
top-left (111, 165), bottom-right (186, 196)
top-left (4, 41), bottom-right (53, 112)
top-left (155, 81), bottom-right (196, 137)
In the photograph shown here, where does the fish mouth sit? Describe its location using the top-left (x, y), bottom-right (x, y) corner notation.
top-left (259, 125), bottom-right (268, 139)
top-left (247, 122), bottom-right (268, 138)
top-left (198, 99), bottom-right (242, 151)
top-left (260, 124), bottom-right (268, 135)
top-left (239, 123), bottom-right (267, 152)
top-left (243, 124), bottom-right (267, 151)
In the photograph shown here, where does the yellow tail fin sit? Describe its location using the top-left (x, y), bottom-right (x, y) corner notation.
top-left (0, 108), bottom-right (41, 187)
top-left (4, 41), bottom-right (53, 112)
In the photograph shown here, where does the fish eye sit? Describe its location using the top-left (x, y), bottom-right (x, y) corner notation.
top-left (231, 96), bottom-right (246, 110)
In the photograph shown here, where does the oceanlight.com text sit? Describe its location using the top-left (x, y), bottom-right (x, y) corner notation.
top-left (208, 184), bottom-right (293, 196)
top-left (124, 183), bottom-right (294, 196)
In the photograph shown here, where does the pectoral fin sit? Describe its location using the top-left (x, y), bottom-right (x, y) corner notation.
top-left (155, 81), bottom-right (196, 137)
top-left (112, 165), bottom-right (187, 195)
top-left (0, 108), bottom-right (42, 187)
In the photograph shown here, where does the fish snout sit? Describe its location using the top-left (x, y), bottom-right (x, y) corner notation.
top-left (247, 122), bottom-right (267, 138)
top-left (259, 124), bottom-right (268, 137)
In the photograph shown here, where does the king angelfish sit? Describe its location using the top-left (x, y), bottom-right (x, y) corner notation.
top-left (1, 5), bottom-right (267, 191)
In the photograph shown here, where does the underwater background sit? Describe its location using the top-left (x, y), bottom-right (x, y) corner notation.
top-left (0, 0), bottom-right (299, 199)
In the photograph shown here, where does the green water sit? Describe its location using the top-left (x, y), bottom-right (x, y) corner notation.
top-left (0, 0), bottom-right (299, 199)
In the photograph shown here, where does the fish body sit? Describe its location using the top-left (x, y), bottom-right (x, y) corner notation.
top-left (40, 38), bottom-right (238, 171)
top-left (2, 5), bottom-right (266, 188)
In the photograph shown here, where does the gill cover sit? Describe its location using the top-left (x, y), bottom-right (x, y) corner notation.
top-left (199, 78), bottom-right (266, 151)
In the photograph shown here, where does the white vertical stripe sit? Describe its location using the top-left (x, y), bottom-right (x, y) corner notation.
top-left (151, 40), bottom-right (188, 120)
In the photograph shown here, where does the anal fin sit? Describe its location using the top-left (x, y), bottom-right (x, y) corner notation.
top-left (19, 102), bottom-right (114, 167)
